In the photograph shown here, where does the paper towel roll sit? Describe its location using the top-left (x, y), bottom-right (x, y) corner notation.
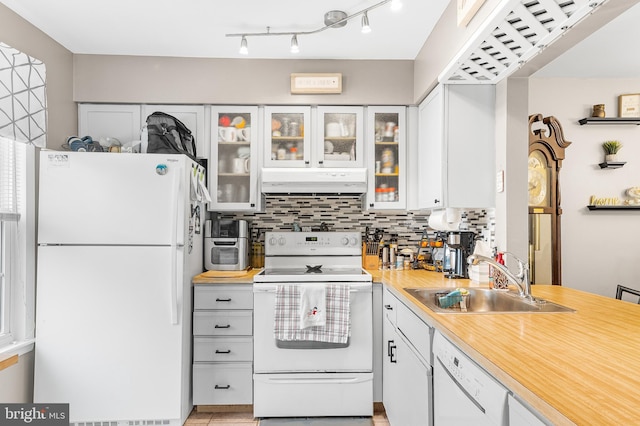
top-left (428, 208), bottom-right (461, 231)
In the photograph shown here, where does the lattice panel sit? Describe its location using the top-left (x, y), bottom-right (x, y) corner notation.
top-left (439, 0), bottom-right (609, 84)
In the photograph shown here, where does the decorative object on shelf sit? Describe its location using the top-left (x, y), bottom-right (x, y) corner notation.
top-left (291, 73), bottom-right (342, 94)
top-left (626, 187), bottom-right (640, 205)
top-left (226, 0), bottom-right (402, 55)
top-left (589, 195), bottom-right (620, 206)
top-left (599, 161), bottom-right (626, 169)
top-left (602, 140), bottom-right (622, 162)
top-left (592, 104), bottom-right (606, 118)
top-left (619, 93), bottom-right (640, 118)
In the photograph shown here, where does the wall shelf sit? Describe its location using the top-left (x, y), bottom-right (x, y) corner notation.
top-left (579, 117), bottom-right (640, 125)
top-left (599, 161), bottom-right (626, 169)
top-left (587, 205), bottom-right (640, 211)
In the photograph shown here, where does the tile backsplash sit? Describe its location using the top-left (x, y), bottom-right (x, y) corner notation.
top-left (212, 195), bottom-right (494, 251)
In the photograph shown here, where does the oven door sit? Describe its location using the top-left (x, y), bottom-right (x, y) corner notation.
top-left (253, 282), bottom-right (372, 373)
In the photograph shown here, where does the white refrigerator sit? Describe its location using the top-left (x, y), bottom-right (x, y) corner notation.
top-left (34, 152), bottom-right (208, 425)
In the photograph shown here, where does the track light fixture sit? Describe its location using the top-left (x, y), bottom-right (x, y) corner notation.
top-left (228, 0), bottom-right (401, 55)
top-left (361, 12), bottom-right (371, 34)
top-left (239, 36), bottom-right (248, 55)
top-left (290, 35), bottom-right (299, 53)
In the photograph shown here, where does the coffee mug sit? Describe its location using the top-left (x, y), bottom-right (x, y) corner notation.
top-left (326, 122), bottom-right (342, 137)
top-left (219, 127), bottom-right (237, 142)
top-left (237, 127), bottom-right (251, 141)
top-left (232, 157), bottom-right (250, 174)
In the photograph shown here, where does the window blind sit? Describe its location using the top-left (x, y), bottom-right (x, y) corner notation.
top-left (0, 136), bottom-right (19, 221)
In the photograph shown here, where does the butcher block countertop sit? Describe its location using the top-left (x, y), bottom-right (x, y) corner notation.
top-left (375, 269), bottom-right (640, 426)
top-left (193, 268), bottom-right (640, 425)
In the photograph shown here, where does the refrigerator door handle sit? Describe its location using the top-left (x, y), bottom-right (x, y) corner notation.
top-left (169, 167), bottom-right (181, 325)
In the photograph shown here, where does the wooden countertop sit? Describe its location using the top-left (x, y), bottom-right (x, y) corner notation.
top-left (192, 267), bottom-right (640, 424)
top-left (379, 269), bottom-right (640, 426)
top-left (192, 268), bottom-right (261, 284)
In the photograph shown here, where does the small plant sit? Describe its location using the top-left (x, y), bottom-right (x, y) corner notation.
top-left (602, 140), bottom-right (622, 155)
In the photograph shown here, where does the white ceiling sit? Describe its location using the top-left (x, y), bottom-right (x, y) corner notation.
top-left (0, 0), bottom-right (449, 60)
top-left (534, 1), bottom-right (640, 78)
top-left (2, 0), bottom-right (637, 76)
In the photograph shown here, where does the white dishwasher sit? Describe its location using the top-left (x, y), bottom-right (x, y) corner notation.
top-left (433, 331), bottom-right (508, 426)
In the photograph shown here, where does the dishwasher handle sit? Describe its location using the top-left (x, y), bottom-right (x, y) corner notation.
top-left (436, 356), bottom-right (485, 414)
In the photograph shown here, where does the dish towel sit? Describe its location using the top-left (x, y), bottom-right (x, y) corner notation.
top-left (274, 284), bottom-right (350, 344)
top-left (299, 284), bottom-right (327, 329)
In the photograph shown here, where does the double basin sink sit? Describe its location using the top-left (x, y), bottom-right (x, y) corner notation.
top-left (404, 287), bottom-right (575, 314)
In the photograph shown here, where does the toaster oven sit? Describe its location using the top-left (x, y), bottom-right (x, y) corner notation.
top-left (204, 219), bottom-right (249, 271)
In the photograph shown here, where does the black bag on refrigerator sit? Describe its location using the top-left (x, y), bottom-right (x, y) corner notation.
top-left (145, 111), bottom-right (197, 160)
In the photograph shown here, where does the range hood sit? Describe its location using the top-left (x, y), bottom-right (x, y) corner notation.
top-left (261, 168), bottom-right (367, 194)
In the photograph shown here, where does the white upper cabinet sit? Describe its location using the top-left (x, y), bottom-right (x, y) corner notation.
top-left (263, 106), bottom-right (311, 168)
top-left (263, 106), bottom-right (364, 168)
top-left (366, 106), bottom-right (407, 210)
top-left (416, 84), bottom-right (495, 210)
top-left (315, 106), bottom-right (364, 168)
top-left (78, 104), bottom-right (142, 146)
top-left (208, 106), bottom-right (261, 212)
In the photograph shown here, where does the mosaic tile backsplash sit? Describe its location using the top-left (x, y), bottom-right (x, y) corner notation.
top-left (213, 195), bottom-right (495, 251)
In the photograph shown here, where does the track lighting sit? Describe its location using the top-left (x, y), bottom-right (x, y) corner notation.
top-left (290, 34), bottom-right (299, 53)
top-left (228, 0), bottom-right (402, 55)
top-left (361, 12), bottom-right (371, 34)
top-left (239, 36), bottom-right (248, 55)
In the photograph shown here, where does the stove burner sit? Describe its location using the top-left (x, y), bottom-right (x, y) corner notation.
top-left (305, 265), bottom-right (323, 273)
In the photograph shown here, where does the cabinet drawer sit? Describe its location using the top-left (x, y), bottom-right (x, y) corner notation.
top-left (193, 311), bottom-right (253, 336)
top-left (193, 363), bottom-right (253, 405)
top-left (382, 288), bottom-right (398, 326)
top-left (194, 336), bottom-right (253, 362)
top-left (194, 286), bottom-right (253, 310)
top-left (397, 302), bottom-right (431, 363)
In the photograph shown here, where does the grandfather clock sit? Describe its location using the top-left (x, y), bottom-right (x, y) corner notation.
top-left (528, 114), bottom-right (571, 285)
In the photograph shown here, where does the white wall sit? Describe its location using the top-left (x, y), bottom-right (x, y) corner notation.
top-left (529, 77), bottom-right (640, 297)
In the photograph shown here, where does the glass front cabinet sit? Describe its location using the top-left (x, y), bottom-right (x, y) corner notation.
top-left (209, 106), bottom-right (260, 211)
top-left (263, 106), bottom-right (364, 168)
top-left (366, 106), bottom-right (406, 210)
top-left (263, 106), bottom-right (311, 168)
top-left (316, 106), bottom-right (364, 168)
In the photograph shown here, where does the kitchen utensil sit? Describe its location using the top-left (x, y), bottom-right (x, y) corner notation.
top-left (232, 157), bottom-right (250, 174)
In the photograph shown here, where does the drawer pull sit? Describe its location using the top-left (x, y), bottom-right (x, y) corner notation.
top-left (215, 349), bottom-right (231, 354)
top-left (214, 384), bottom-right (231, 390)
top-left (214, 324), bottom-right (231, 329)
top-left (215, 298), bottom-right (232, 302)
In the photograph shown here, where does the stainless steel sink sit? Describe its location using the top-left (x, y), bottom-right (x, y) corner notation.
top-left (404, 288), bottom-right (575, 314)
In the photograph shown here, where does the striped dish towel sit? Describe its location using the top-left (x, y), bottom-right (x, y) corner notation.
top-left (274, 284), bottom-right (350, 344)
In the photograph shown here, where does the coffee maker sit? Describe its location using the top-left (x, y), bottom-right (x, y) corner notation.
top-left (445, 231), bottom-right (476, 279)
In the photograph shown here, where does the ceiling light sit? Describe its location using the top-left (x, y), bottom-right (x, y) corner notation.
top-left (226, 0), bottom-right (396, 55)
top-left (239, 36), bottom-right (248, 55)
top-left (290, 35), bottom-right (299, 54)
top-left (361, 12), bottom-right (371, 34)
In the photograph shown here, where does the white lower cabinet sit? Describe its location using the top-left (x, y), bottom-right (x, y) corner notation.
top-left (192, 284), bottom-right (253, 406)
top-left (382, 288), bottom-right (433, 425)
top-left (508, 395), bottom-right (549, 426)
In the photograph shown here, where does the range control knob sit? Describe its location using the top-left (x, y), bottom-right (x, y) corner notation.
top-left (268, 237), bottom-right (277, 246)
top-left (350, 237), bottom-right (358, 246)
top-left (341, 237), bottom-right (350, 246)
top-left (278, 237), bottom-right (286, 246)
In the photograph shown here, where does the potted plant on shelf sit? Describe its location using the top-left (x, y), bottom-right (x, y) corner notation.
top-left (602, 140), bottom-right (622, 162)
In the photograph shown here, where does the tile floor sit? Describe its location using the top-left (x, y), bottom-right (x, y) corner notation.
top-left (185, 408), bottom-right (390, 426)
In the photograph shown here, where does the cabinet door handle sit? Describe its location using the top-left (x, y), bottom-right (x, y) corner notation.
top-left (434, 199), bottom-right (440, 204)
top-left (384, 304), bottom-right (393, 310)
top-left (215, 349), bottom-right (231, 354)
top-left (215, 298), bottom-right (232, 302)
top-left (369, 203), bottom-right (374, 208)
top-left (390, 342), bottom-right (397, 363)
top-left (214, 324), bottom-right (231, 329)
top-left (214, 384), bottom-right (231, 390)
top-left (387, 340), bottom-right (394, 357)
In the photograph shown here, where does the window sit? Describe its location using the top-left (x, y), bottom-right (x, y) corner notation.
top-left (0, 137), bottom-right (35, 351)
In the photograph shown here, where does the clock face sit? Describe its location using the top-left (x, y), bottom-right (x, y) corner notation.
top-left (528, 151), bottom-right (549, 207)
